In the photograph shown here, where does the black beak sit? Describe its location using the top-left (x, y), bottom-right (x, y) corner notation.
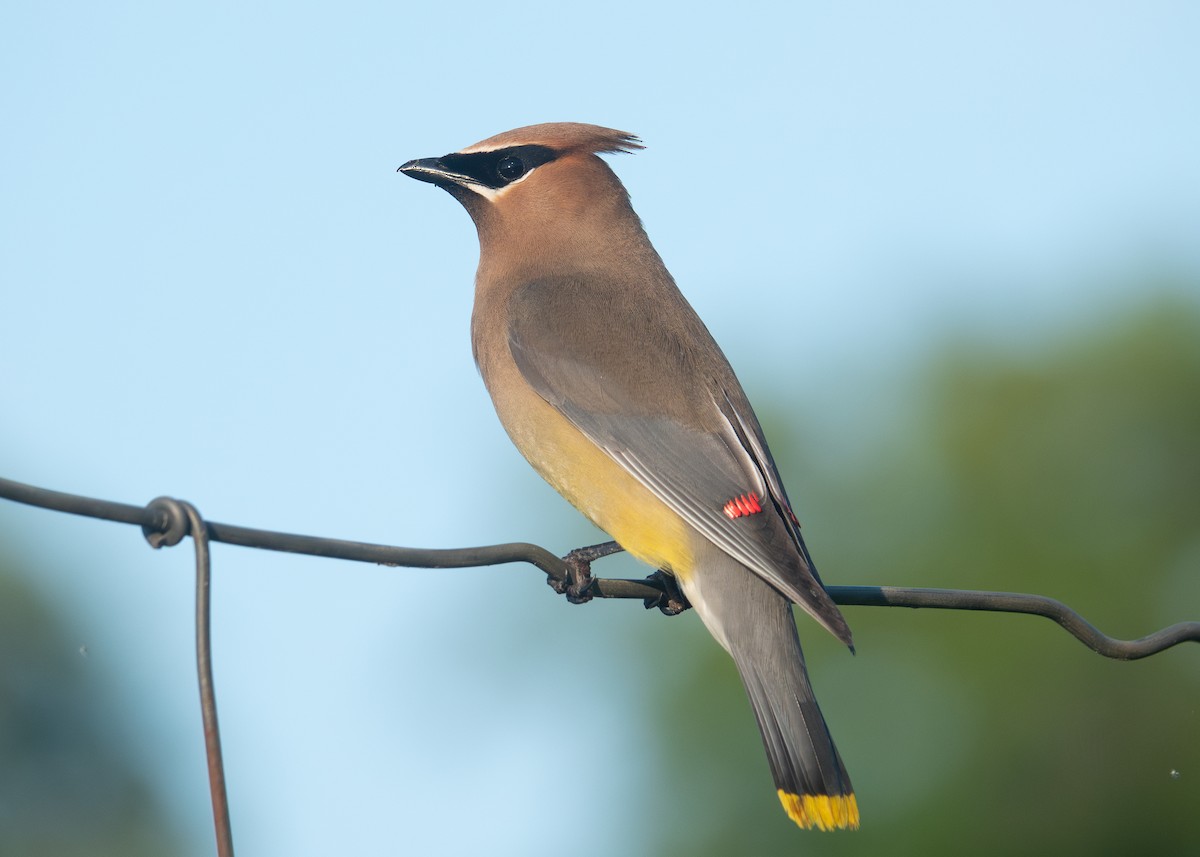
top-left (398, 157), bottom-right (458, 187)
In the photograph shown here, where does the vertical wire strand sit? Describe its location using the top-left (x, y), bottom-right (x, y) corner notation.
top-left (182, 502), bottom-right (235, 857)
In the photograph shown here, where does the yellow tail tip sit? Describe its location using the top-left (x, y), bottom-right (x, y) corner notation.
top-left (777, 790), bottom-right (860, 831)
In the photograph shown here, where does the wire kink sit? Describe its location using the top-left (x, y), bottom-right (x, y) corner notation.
top-left (1, 474), bottom-right (1198, 856)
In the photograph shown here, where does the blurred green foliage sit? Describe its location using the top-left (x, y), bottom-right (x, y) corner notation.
top-left (1, 295), bottom-right (1196, 856)
top-left (0, 559), bottom-right (181, 856)
top-left (636, 297), bottom-right (1200, 856)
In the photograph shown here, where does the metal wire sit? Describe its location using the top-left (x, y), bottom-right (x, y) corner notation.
top-left (183, 500), bottom-right (234, 857)
top-left (1, 473), bottom-right (1198, 856)
top-left (2, 476), bottom-right (1196, 658)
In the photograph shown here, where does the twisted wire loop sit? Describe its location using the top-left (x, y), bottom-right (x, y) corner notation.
top-left (143, 496), bottom-right (190, 548)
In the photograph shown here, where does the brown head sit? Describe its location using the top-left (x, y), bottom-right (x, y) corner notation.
top-left (399, 123), bottom-right (653, 282)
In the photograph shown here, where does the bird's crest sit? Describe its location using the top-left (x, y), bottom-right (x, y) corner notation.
top-left (461, 122), bottom-right (643, 156)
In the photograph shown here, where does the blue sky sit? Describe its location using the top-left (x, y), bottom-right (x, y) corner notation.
top-left (2, 2), bottom-right (1199, 854)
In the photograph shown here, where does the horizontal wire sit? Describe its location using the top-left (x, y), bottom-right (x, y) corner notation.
top-left (2, 475), bottom-right (1197, 660)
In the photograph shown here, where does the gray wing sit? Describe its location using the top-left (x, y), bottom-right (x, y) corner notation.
top-left (507, 276), bottom-right (850, 645)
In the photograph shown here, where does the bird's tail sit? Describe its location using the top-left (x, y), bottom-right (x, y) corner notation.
top-left (682, 559), bottom-right (858, 830)
top-left (730, 633), bottom-right (858, 830)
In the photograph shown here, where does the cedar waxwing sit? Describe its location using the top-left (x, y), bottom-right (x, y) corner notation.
top-left (399, 123), bottom-right (858, 831)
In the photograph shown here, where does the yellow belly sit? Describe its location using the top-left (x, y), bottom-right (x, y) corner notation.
top-left (492, 376), bottom-right (695, 579)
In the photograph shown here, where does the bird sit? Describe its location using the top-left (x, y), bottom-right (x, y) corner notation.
top-left (399, 122), bottom-right (858, 831)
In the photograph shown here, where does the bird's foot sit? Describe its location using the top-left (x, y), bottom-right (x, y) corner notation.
top-left (551, 540), bottom-right (624, 604)
top-left (643, 569), bottom-right (690, 615)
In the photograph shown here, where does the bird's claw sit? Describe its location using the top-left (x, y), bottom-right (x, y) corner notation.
top-left (643, 569), bottom-right (690, 615)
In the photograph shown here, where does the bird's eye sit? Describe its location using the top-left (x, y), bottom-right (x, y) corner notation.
top-left (496, 156), bottom-right (526, 182)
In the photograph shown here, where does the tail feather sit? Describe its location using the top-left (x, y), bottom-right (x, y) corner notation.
top-left (681, 554), bottom-right (858, 831)
top-left (734, 646), bottom-right (857, 830)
